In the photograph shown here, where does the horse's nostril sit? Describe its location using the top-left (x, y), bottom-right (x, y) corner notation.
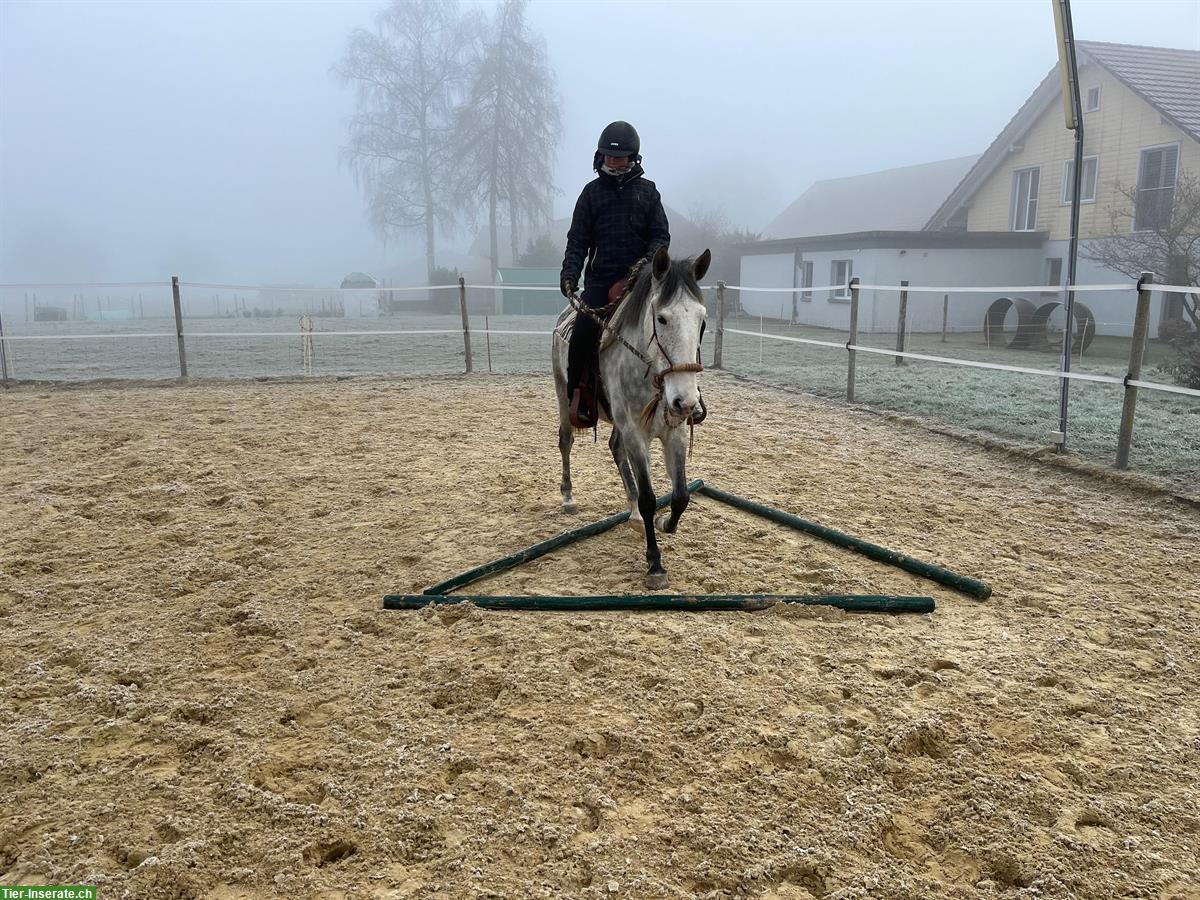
top-left (673, 397), bottom-right (685, 410)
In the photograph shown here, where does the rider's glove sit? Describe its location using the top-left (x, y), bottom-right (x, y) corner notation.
top-left (560, 277), bottom-right (575, 298)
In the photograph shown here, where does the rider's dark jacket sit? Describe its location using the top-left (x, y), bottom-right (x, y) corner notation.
top-left (560, 162), bottom-right (671, 293)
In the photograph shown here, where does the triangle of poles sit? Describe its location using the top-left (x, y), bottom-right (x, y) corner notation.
top-left (382, 481), bottom-right (991, 615)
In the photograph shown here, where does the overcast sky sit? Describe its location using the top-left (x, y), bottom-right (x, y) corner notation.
top-left (2, 0), bottom-right (1198, 286)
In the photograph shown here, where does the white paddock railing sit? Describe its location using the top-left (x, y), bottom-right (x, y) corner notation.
top-left (1, 274), bottom-right (1196, 468)
top-left (718, 276), bottom-right (1196, 471)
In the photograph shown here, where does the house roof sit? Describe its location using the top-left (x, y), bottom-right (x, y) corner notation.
top-left (739, 229), bottom-right (1047, 255)
top-left (339, 271), bottom-right (378, 289)
top-left (1079, 41), bottom-right (1200, 142)
top-left (761, 156), bottom-right (980, 240)
top-left (926, 41), bottom-right (1200, 230)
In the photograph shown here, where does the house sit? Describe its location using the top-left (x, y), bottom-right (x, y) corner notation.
top-left (496, 267), bottom-right (561, 315)
top-left (740, 41), bottom-right (1200, 337)
top-left (763, 156), bottom-right (980, 239)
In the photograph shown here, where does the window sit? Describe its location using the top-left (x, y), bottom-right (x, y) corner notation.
top-left (1135, 144), bottom-right (1179, 231)
top-left (1010, 166), bottom-right (1040, 231)
top-left (801, 261), bottom-right (814, 300)
top-left (1061, 156), bottom-right (1098, 204)
top-left (831, 260), bottom-right (852, 300)
top-left (1042, 258), bottom-right (1063, 296)
top-left (1085, 86), bottom-right (1100, 112)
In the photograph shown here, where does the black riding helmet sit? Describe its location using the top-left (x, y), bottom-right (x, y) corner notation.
top-left (597, 120), bottom-right (640, 157)
top-left (593, 121), bottom-right (642, 173)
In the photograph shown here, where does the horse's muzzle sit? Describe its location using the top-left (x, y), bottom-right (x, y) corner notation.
top-left (666, 394), bottom-right (698, 426)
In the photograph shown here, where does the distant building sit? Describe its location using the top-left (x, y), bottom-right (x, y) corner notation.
top-left (34, 305), bottom-right (68, 322)
top-left (496, 267), bottom-right (562, 315)
top-left (740, 41), bottom-right (1200, 337)
top-left (762, 156), bottom-right (980, 240)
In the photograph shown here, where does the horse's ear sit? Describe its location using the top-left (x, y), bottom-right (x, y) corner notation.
top-left (652, 247), bottom-right (671, 281)
top-left (693, 249), bottom-right (712, 282)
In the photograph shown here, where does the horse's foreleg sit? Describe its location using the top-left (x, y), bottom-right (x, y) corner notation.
top-left (654, 433), bottom-right (689, 534)
top-left (609, 428), bottom-right (640, 523)
top-left (626, 441), bottom-right (667, 588)
top-left (559, 424), bottom-right (577, 513)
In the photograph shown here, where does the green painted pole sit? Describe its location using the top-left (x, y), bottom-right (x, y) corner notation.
top-left (696, 484), bottom-right (991, 600)
top-left (422, 479), bottom-right (705, 596)
top-left (384, 594), bottom-right (934, 613)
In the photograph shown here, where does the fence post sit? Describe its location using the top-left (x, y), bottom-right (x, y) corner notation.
top-left (0, 307), bottom-right (9, 381)
top-left (485, 314), bottom-right (493, 373)
top-left (458, 276), bottom-right (473, 374)
top-left (846, 276), bottom-right (860, 402)
top-left (942, 293), bottom-right (949, 343)
top-left (1115, 272), bottom-right (1154, 470)
top-left (895, 280), bottom-right (909, 366)
top-left (714, 281), bottom-right (726, 369)
top-left (172, 275), bottom-right (188, 378)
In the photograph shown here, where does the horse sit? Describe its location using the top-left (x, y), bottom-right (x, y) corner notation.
top-left (552, 247), bottom-right (711, 588)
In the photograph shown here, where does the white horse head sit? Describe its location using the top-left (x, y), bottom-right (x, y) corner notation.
top-left (603, 247), bottom-right (711, 429)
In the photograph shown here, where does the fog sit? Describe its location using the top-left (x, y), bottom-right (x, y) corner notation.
top-left (2, 0), bottom-right (1198, 287)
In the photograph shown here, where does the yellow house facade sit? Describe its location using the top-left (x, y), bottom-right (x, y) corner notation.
top-left (930, 41), bottom-right (1200, 245)
top-left (965, 63), bottom-right (1200, 240)
top-left (740, 42), bottom-right (1198, 339)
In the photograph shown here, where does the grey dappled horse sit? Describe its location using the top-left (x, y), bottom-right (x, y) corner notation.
top-left (552, 247), bottom-right (711, 588)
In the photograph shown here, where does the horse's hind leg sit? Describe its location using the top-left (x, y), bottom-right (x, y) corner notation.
top-left (558, 424), bottom-right (577, 513)
top-left (609, 428), bottom-right (640, 524)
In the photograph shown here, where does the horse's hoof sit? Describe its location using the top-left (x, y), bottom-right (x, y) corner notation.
top-left (644, 571), bottom-right (669, 590)
top-left (654, 513), bottom-right (673, 534)
top-left (562, 501), bottom-right (578, 514)
top-left (627, 515), bottom-right (644, 528)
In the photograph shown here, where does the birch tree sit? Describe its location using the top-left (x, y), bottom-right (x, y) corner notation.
top-left (335, 0), bottom-right (476, 282)
top-left (454, 0), bottom-right (561, 280)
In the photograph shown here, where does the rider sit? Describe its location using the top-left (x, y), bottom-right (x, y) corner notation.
top-left (560, 120), bottom-right (670, 429)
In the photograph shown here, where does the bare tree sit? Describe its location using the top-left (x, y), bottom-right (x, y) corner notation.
top-left (454, 0), bottom-right (561, 281)
top-left (335, 0), bottom-right (476, 283)
top-left (687, 204), bottom-right (733, 247)
top-left (687, 204), bottom-right (760, 315)
top-left (1083, 170), bottom-right (1200, 334)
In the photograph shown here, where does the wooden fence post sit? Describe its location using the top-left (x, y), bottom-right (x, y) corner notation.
top-left (895, 280), bottom-right (909, 366)
top-left (172, 275), bottom-right (188, 378)
top-left (459, 276), bottom-right (473, 373)
top-left (714, 281), bottom-right (726, 369)
top-left (942, 293), bottom-right (949, 342)
top-left (846, 277), bottom-right (860, 402)
top-left (1115, 272), bottom-right (1154, 470)
top-left (485, 314), bottom-right (493, 373)
top-left (0, 308), bottom-right (9, 381)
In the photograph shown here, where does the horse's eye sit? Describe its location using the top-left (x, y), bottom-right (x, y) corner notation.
top-left (656, 315), bottom-right (667, 325)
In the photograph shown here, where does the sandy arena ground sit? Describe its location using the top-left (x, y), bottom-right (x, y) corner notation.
top-left (1, 372), bottom-right (1198, 900)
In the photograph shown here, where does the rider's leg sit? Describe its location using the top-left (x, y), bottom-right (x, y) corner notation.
top-left (566, 285), bottom-right (606, 427)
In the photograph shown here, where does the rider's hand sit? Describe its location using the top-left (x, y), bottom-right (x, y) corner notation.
top-left (561, 277), bottom-right (575, 298)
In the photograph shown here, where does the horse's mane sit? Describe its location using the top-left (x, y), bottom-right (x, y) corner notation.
top-left (603, 255), bottom-right (702, 349)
